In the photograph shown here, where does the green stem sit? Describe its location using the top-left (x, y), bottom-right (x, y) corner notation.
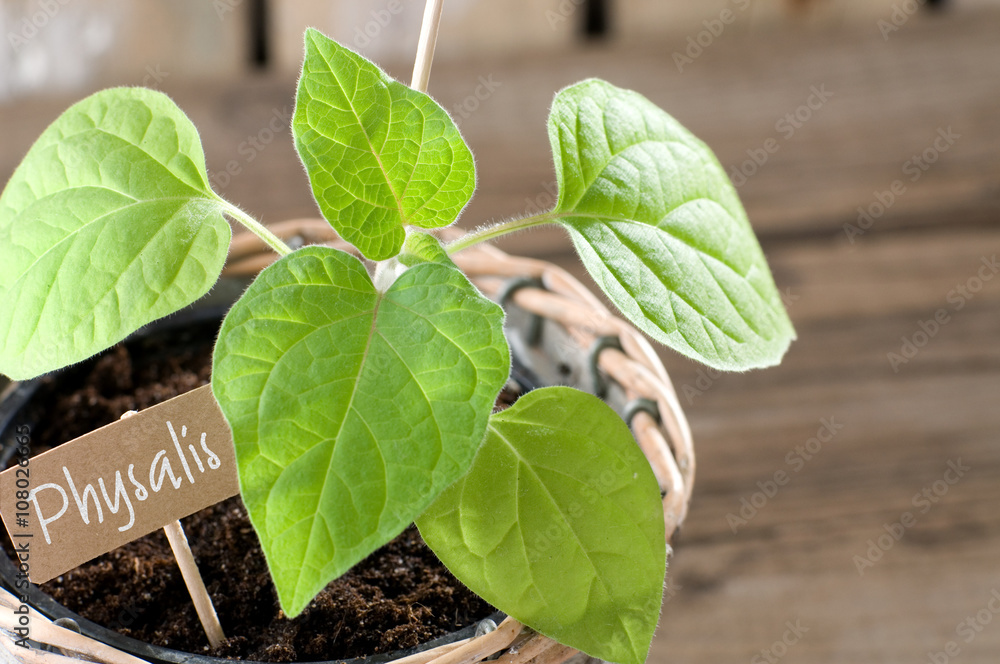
top-left (216, 198), bottom-right (293, 257)
top-left (446, 212), bottom-right (560, 254)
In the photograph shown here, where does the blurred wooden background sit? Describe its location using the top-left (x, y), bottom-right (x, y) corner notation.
top-left (2, 1), bottom-right (1000, 662)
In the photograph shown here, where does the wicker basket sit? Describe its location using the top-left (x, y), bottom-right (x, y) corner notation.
top-left (0, 221), bottom-right (694, 664)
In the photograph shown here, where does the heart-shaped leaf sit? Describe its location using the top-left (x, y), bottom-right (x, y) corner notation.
top-left (293, 29), bottom-right (475, 261)
top-left (0, 87), bottom-right (230, 380)
top-left (212, 246), bottom-right (509, 617)
top-left (549, 79), bottom-right (795, 371)
top-left (417, 387), bottom-right (666, 664)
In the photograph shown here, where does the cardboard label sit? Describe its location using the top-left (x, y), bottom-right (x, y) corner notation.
top-left (0, 385), bottom-right (239, 583)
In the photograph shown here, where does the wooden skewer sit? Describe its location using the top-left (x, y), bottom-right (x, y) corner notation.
top-left (161, 520), bottom-right (226, 648)
top-left (119, 411), bottom-right (226, 649)
top-left (411, 0), bottom-right (445, 92)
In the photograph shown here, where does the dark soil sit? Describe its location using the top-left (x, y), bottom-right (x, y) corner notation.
top-left (8, 317), bottom-right (498, 662)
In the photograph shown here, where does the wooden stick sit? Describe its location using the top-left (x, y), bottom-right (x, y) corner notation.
top-left (161, 520), bottom-right (226, 648)
top-left (424, 617), bottom-right (522, 664)
top-left (119, 411), bottom-right (225, 649)
top-left (389, 638), bottom-right (469, 664)
top-left (0, 587), bottom-right (148, 664)
top-left (411, 0), bottom-right (445, 92)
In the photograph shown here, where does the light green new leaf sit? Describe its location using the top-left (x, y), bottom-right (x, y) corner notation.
top-left (293, 29), bottom-right (475, 261)
top-left (399, 231), bottom-right (454, 269)
top-left (0, 87), bottom-right (230, 380)
top-left (417, 387), bottom-right (666, 664)
top-left (212, 246), bottom-right (509, 617)
top-left (549, 79), bottom-right (795, 371)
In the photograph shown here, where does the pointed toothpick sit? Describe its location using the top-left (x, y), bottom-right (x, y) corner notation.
top-left (411, 0), bottom-right (445, 92)
top-left (120, 411), bottom-right (226, 649)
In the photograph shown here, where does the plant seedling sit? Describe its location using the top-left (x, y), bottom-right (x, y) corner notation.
top-left (0, 29), bottom-right (794, 664)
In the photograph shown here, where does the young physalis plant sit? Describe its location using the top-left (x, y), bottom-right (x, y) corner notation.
top-left (0, 29), bottom-right (794, 664)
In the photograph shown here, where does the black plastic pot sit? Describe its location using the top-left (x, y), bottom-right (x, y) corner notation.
top-left (0, 293), bottom-right (518, 664)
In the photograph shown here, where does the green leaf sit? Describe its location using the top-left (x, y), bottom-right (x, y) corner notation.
top-left (293, 29), bottom-right (475, 261)
top-left (0, 87), bottom-right (230, 380)
top-left (399, 231), bottom-right (455, 269)
top-left (212, 246), bottom-right (509, 617)
top-left (417, 387), bottom-right (666, 664)
top-left (549, 79), bottom-right (795, 371)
